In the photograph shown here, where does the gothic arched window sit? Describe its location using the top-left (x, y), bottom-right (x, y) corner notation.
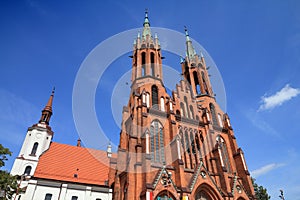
top-left (142, 52), bottom-right (146, 76)
top-left (156, 191), bottom-right (175, 200)
top-left (190, 130), bottom-right (196, 155)
top-left (179, 130), bottom-right (185, 150)
top-left (151, 52), bottom-right (155, 76)
top-left (185, 129), bottom-right (190, 154)
top-left (216, 136), bottom-right (231, 172)
top-left (180, 102), bottom-right (185, 117)
top-left (209, 103), bottom-right (218, 126)
top-left (195, 133), bottom-right (201, 158)
top-left (160, 97), bottom-right (165, 111)
top-left (189, 105), bottom-right (194, 119)
top-left (152, 85), bottom-right (158, 109)
top-left (30, 142), bottom-right (39, 156)
top-left (193, 71), bottom-right (201, 95)
top-left (150, 126), bottom-right (155, 161)
top-left (195, 190), bottom-right (211, 200)
top-left (150, 120), bottom-right (165, 163)
top-left (218, 113), bottom-right (223, 127)
top-left (24, 166), bottom-right (32, 175)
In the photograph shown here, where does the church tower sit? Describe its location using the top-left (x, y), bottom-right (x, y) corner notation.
top-left (11, 89), bottom-right (55, 178)
top-left (109, 11), bottom-right (255, 200)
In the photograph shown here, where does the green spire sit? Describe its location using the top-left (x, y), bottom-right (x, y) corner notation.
top-left (143, 9), bottom-right (150, 26)
top-left (184, 26), bottom-right (196, 59)
top-left (142, 9), bottom-right (151, 37)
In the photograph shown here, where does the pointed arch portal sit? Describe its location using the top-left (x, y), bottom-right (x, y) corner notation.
top-left (155, 190), bottom-right (175, 200)
top-left (194, 184), bottom-right (221, 200)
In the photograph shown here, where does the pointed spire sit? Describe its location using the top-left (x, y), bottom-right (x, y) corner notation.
top-left (184, 26), bottom-right (191, 42)
top-left (39, 87), bottom-right (55, 125)
top-left (143, 8), bottom-right (150, 26)
top-left (142, 9), bottom-right (151, 37)
top-left (184, 26), bottom-right (197, 59)
top-left (45, 87), bottom-right (55, 112)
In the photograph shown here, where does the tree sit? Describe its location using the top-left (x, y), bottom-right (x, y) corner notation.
top-left (252, 178), bottom-right (271, 200)
top-left (0, 144), bottom-right (11, 168)
top-left (0, 144), bottom-right (17, 200)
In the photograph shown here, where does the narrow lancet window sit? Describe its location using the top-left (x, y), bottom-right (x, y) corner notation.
top-left (151, 52), bottom-right (155, 76)
top-left (30, 142), bottom-right (38, 156)
top-left (152, 85), bottom-right (158, 109)
top-left (142, 52), bottom-right (146, 76)
top-left (210, 103), bottom-right (218, 126)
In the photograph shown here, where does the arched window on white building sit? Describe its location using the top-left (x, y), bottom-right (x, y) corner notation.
top-left (30, 142), bottom-right (38, 156)
top-left (24, 166), bottom-right (32, 175)
top-left (44, 194), bottom-right (52, 200)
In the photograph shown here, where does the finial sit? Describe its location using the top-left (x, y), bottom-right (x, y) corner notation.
top-left (142, 9), bottom-right (151, 37)
top-left (137, 32), bottom-right (140, 38)
top-left (155, 32), bottom-right (158, 39)
top-left (184, 26), bottom-right (189, 36)
top-left (51, 87), bottom-right (55, 95)
top-left (184, 26), bottom-right (190, 42)
top-left (143, 9), bottom-right (150, 26)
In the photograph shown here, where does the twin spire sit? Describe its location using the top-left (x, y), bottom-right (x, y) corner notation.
top-left (36, 12), bottom-right (204, 126)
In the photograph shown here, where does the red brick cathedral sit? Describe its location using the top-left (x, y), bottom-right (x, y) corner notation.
top-left (108, 11), bottom-right (255, 200)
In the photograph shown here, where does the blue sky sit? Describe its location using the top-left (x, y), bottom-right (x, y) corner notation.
top-left (1, 0), bottom-right (300, 199)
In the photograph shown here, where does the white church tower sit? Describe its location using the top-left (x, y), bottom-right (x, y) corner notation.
top-left (11, 89), bottom-right (55, 178)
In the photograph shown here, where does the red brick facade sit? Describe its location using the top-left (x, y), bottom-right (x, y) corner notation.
top-left (109, 12), bottom-right (255, 200)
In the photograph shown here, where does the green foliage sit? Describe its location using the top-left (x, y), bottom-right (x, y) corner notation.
top-left (0, 144), bottom-right (17, 200)
top-left (0, 144), bottom-right (11, 168)
top-left (252, 178), bottom-right (271, 200)
top-left (0, 171), bottom-right (18, 200)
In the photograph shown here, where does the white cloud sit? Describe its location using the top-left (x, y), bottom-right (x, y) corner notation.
top-left (258, 84), bottom-right (300, 111)
top-left (251, 163), bottom-right (285, 178)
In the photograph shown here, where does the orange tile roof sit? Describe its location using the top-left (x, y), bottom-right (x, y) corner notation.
top-left (34, 142), bottom-right (115, 186)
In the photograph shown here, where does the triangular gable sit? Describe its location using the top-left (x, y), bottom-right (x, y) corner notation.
top-left (188, 160), bottom-right (224, 196)
top-left (152, 166), bottom-right (178, 191)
